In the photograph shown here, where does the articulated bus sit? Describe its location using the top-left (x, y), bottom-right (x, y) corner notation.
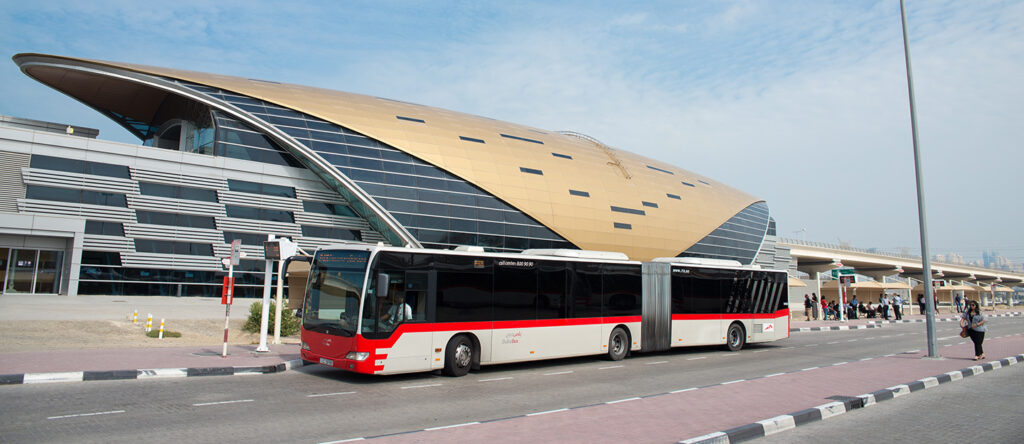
top-left (299, 245), bottom-right (789, 376)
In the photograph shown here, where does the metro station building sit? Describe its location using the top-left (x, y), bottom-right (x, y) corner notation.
top-left (0, 53), bottom-right (789, 297)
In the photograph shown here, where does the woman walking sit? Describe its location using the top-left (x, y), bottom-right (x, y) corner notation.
top-left (961, 300), bottom-right (987, 360)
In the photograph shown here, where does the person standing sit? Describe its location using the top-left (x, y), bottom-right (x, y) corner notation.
top-left (804, 294), bottom-right (812, 321)
top-left (961, 300), bottom-right (987, 360)
top-left (893, 293), bottom-right (903, 320)
top-left (880, 294), bottom-right (890, 320)
top-left (811, 293), bottom-right (820, 320)
top-left (850, 295), bottom-right (859, 320)
top-left (918, 294), bottom-right (926, 315)
top-left (954, 293), bottom-right (963, 313)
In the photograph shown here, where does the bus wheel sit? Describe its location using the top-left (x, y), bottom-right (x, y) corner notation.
top-left (443, 335), bottom-right (473, 377)
top-left (607, 327), bottom-right (629, 361)
top-left (725, 323), bottom-right (745, 351)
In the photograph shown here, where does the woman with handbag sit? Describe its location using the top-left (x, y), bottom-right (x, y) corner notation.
top-left (960, 300), bottom-right (987, 360)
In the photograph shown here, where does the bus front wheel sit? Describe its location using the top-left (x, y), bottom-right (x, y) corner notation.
top-left (607, 327), bottom-right (629, 361)
top-left (725, 323), bottom-right (746, 352)
top-left (443, 335), bottom-right (473, 377)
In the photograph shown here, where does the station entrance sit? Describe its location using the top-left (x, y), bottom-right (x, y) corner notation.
top-left (0, 248), bottom-right (64, 294)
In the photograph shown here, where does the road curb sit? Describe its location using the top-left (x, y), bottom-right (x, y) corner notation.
top-left (793, 311), bottom-right (1023, 332)
top-left (0, 359), bottom-right (306, 385)
top-left (677, 353), bottom-right (1024, 444)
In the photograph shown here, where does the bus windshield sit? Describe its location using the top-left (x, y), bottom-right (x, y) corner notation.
top-left (303, 250), bottom-right (370, 336)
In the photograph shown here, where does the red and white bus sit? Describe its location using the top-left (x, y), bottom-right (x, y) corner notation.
top-left (299, 245), bottom-right (789, 376)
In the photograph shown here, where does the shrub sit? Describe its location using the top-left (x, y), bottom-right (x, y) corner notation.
top-left (243, 300), bottom-right (300, 336)
top-left (146, 330), bottom-right (181, 338)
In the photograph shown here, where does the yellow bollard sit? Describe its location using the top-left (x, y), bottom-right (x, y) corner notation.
top-left (145, 313), bottom-right (153, 332)
top-left (132, 310), bottom-right (138, 324)
top-left (159, 318), bottom-right (165, 339)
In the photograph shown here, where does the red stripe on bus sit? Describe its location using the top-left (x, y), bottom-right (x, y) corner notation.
top-left (671, 308), bottom-right (789, 321)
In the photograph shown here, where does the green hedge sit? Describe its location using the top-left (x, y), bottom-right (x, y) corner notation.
top-left (243, 301), bottom-right (300, 336)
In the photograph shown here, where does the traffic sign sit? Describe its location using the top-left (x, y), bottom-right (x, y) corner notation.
top-left (830, 268), bottom-right (855, 278)
top-left (221, 277), bottom-right (235, 305)
top-left (229, 239), bottom-right (242, 266)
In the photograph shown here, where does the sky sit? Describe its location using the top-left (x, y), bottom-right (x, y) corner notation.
top-left (1, 0), bottom-right (1022, 264)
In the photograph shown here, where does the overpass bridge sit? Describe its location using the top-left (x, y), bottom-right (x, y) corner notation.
top-left (779, 239), bottom-right (1022, 310)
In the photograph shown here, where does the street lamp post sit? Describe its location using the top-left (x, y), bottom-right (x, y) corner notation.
top-left (899, 0), bottom-right (937, 357)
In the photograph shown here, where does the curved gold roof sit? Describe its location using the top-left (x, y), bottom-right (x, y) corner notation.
top-left (14, 53), bottom-right (763, 260)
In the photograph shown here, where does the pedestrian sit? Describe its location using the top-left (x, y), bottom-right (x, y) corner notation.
top-left (934, 294), bottom-right (941, 314)
top-left (820, 296), bottom-right (828, 321)
top-left (804, 294), bottom-right (812, 321)
top-left (954, 293), bottom-right (963, 313)
top-left (850, 295), bottom-right (859, 319)
top-left (961, 300), bottom-right (987, 360)
top-left (880, 295), bottom-right (890, 320)
top-left (811, 293), bottom-right (820, 320)
top-left (893, 293), bottom-right (903, 320)
top-left (918, 294), bottom-right (926, 315)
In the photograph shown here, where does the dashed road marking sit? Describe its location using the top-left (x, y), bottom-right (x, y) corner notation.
top-left (764, 373), bottom-right (786, 378)
top-left (425, 422), bottom-right (480, 431)
top-left (646, 361), bottom-right (669, 365)
top-left (307, 391), bottom-right (356, 398)
top-left (478, 377), bottom-right (513, 382)
top-left (543, 370), bottom-right (573, 376)
top-left (721, 379), bottom-right (745, 385)
top-left (670, 387), bottom-right (698, 393)
top-left (606, 397), bottom-right (641, 404)
top-left (801, 367), bottom-right (819, 371)
top-left (687, 357), bottom-right (707, 361)
top-left (47, 410), bottom-right (125, 420)
top-left (598, 365), bottom-right (624, 370)
top-left (527, 408), bottom-right (568, 416)
top-left (193, 399), bottom-right (253, 407)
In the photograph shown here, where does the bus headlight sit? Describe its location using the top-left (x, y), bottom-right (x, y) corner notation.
top-left (301, 342), bottom-right (310, 351)
top-left (345, 352), bottom-right (370, 361)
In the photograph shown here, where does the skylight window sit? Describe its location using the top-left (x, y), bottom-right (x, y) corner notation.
top-left (610, 206), bottom-right (645, 216)
top-left (552, 152), bottom-right (572, 159)
top-left (681, 181), bottom-right (696, 187)
top-left (647, 165), bottom-right (674, 175)
top-left (396, 115), bottom-right (425, 123)
top-left (501, 134), bottom-right (544, 144)
top-left (520, 167), bottom-right (543, 175)
top-left (666, 193), bottom-right (681, 200)
top-left (569, 189), bottom-right (590, 197)
top-left (642, 201), bottom-right (658, 208)
top-left (613, 222), bottom-right (632, 230)
top-left (459, 136), bottom-right (485, 143)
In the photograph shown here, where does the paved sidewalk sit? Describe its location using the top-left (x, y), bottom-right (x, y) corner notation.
top-left (790, 308), bottom-right (1022, 332)
top-left (350, 334), bottom-right (1024, 444)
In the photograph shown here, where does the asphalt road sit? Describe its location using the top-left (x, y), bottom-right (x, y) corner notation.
top-left (2, 318), bottom-right (1021, 444)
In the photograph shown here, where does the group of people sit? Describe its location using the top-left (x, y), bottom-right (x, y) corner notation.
top-left (803, 292), bottom-right (989, 360)
top-left (803, 292), bottom-right (904, 321)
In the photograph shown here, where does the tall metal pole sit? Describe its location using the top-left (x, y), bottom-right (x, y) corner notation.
top-left (900, 0), bottom-right (937, 357)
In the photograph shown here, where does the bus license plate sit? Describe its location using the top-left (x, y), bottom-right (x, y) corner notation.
top-left (319, 358), bottom-right (333, 366)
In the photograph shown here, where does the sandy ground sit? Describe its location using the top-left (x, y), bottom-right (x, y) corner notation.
top-left (0, 319), bottom-right (298, 353)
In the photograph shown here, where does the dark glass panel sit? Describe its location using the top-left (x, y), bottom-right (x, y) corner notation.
top-left (435, 255), bottom-right (492, 322)
top-left (602, 264), bottom-right (642, 317)
top-left (569, 262), bottom-right (602, 318)
top-left (494, 263), bottom-right (537, 321)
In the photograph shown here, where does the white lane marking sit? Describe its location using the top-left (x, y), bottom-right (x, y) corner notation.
top-left (826, 341), bottom-right (840, 345)
top-left (598, 365), bottom-right (624, 370)
top-left (801, 367), bottom-right (819, 371)
top-left (307, 391), bottom-right (356, 398)
top-left (904, 350), bottom-right (921, 354)
top-left (719, 354), bottom-right (738, 357)
top-left (687, 357), bottom-right (707, 361)
top-left (478, 377), bottom-right (513, 382)
top-left (671, 387), bottom-right (698, 393)
top-left (527, 408), bottom-right (568, 416)
top-left (319, 438), bottom-right (365, 443)
top-left (781, 347), bottom-right (795, 350)
top-left (192, 399), bottom-right (254, 407)
top-left (847, 339), bottom-right (858, 342)
top-left (606, 397), bottom-right (641, 404)
top-left (646, 361), bottom-right (668, 365)
top-left (47, 410), bottom-right (125, 420)
top-left (721, 379), bottom-right (745, 385)
top-left (425, 422), bottom-right (480, 431)
top-left (764, 373), bottom-right (786, 378)
top-left (832, 362), bottom-right (848, 366)
top-left (753, 349), bottom-right (770, 353)
top-left (401, 383), bottom-right (442, 390)
top-left (860, 358), bottom-right (873, 361)
top-left (805, 344), bottom-right (819, 347)
top-left (543, 370), bottom-right (573, 376)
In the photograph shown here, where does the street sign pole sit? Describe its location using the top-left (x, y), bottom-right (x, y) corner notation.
top-left (222, 239), bottom-right (242, 358)
top-left (272, 237), bottom-right (297, 345)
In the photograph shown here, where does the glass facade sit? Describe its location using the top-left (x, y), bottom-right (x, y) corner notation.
top-left (0, 248), bottom-right (63, 294)
top-left (681, 201), bottom-right (770, 264)
top-left (181, 83), bottom-right (575, 253)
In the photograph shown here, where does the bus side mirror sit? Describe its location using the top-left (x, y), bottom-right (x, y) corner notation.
top-left (377, 273), bottom-right (389, 299)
